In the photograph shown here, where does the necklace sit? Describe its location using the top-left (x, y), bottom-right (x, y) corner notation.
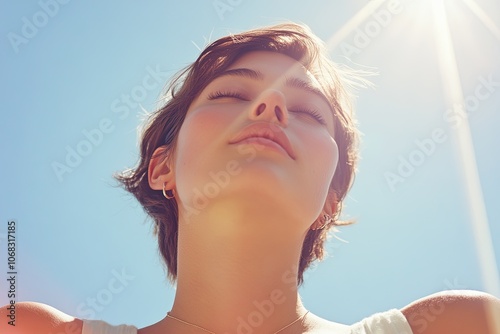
top-left (166, 310), bottom-right (310, 334)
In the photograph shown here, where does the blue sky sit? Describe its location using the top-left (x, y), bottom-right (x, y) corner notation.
top-left (1, 0), bottom-right (499, 328)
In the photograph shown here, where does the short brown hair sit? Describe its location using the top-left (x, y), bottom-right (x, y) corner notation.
top-left (115, 22), bottom-right (361, 286)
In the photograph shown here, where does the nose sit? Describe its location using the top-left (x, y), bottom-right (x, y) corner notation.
top-left (249, 89), bottom-right (288, 127)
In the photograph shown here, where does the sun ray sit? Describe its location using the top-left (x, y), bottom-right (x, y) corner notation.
top-left (326, 0), bottom-right (386, 52)
top-left (433, 0), bottom-right (500, 328)
top-left (461, 0), bottom-right (500, 41)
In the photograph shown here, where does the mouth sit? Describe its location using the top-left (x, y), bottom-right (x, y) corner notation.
top-left (229, 123), bottom-right (296, 160)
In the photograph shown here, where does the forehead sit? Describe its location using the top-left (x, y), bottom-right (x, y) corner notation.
top-left (226, 51), bottom-right (319, 85)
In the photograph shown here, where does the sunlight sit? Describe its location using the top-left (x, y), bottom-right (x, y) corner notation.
top-left (326, 0), bottom-right (500, 302)
top-left (432, 0), bottom-right (500, 299)
top-left (326, 0), bottom-right (386, 52)
top-left (462, 0), bottom-right (500, 41)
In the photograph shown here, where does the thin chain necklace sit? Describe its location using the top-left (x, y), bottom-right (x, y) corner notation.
top-left (166, 310), bottom-right (310, 334)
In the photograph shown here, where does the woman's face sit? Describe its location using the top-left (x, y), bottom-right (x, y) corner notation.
top-left (173, 51), bottom-right (339, 226)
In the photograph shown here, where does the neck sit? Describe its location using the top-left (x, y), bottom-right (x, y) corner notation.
top-left (168, 201), bottom-right (310, 333)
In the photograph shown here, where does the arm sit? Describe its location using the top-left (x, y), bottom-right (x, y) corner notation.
top-left (0, 302), bottom-right (82, 334)
top-left (401, 290), bottom-right (500, 334)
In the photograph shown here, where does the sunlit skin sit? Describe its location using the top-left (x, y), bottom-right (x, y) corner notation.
top-left (144, 51), bottom-right (346, 332)
top-left (3, 49), bottom-right (500, 334)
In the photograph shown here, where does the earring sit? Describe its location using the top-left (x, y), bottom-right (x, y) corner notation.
top-left (162, 182), bottom-right (175, 199)
top-left (312, 214), bottom-right (332, 230)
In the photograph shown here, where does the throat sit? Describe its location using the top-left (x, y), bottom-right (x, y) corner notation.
top-left (168, 221), bottom-right (307, 333)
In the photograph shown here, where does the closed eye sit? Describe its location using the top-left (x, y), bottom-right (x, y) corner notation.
top-left (289, 107), bottom-right (327, 125)
top-left (207, 90), bottom-right (249, 101)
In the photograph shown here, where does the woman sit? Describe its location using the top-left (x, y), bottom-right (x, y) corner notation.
top-left (3, 23), bottom-right (499, 334)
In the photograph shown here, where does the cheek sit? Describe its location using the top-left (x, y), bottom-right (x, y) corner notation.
top-left (177, 110), bottom-right (211, 156)
top-left (317, 136), bottom-right (338, 178)
top-left (174, 107), bottom-right (235, 194)
top-left (297, 130), bottom-right (339, 202)
top-left (176, 107), bottom-right (232, 159)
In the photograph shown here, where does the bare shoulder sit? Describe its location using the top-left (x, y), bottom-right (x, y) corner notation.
top-left (401, 289), bottom-right (500, 334)
top-left (0, 301), bottom-right (83, 334)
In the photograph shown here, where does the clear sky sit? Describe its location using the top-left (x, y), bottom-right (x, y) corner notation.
top-left (1, 0), bottom-right (499, 328)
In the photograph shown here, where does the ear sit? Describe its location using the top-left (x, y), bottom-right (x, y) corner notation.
top-left (323, 190), bottom-right (338, 217)
top-left (311, 190), bottom-right (338, 230)
top-left (148, 146), bottom-right (175, 191)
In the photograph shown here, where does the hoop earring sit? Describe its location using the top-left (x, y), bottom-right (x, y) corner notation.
top-left (312, 214), bottom-right (332, 230)
top-left (162, 182), bottom-right (175, 200)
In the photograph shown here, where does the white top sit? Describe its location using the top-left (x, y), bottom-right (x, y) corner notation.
top-left (350, 309), bottom-right (414, 334)
top-left (82, 319), bottom-right (137, 334)
top-left (81, 309), bottom-right (413, 334)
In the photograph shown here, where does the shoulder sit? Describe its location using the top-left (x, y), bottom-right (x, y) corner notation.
top-left (0, 301), bottom-right (83, 334)
top-left (401, 289), bottom-right (500, 334)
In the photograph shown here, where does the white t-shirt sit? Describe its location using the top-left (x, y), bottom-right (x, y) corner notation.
top-left (82, 320), bottom-right (137, 334)
top-left (350, 309), bottom-right (414, 334)
top-left (82, 309), bottom-right (413, 334)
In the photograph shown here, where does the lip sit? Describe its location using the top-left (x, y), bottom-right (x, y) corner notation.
top-left (229, 123), bottom-right (296, 160)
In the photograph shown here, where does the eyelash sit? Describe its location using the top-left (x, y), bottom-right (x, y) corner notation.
top-left (290, 107), bottom-right (327, 125)
top-left (207, 90), bottom-right (327, 125)
top-left (207, 90), bottom-right (248, 101)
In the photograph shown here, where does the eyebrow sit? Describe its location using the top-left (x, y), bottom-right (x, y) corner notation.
top-left (218, 68), bottom-right (264, 81)
top-left (217, 68), bottom-right (333, 111)
top-left (284, 77), bottom-right (330, 107)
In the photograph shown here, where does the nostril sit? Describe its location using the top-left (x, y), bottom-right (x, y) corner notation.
top-left (256, 103), bottom-right (266, 116)
top-left (275, 106), bottom-right (284, 122)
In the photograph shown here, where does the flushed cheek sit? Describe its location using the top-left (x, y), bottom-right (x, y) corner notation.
top-left (174, 107), bottom-right (235, 196)
top-left (176, 107), bottom-right (232, 160)
top-left (296, 133), bottom-right (338, 206)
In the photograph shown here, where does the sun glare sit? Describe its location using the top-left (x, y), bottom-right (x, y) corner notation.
top-left (432, 0), bottom-right (500, 302)
top-left (326, 0), bottom-right (500, 306)
top-left (462, 0), bottom-right (500, 41)
top-left (326, 0), bottom-right (387, 52)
